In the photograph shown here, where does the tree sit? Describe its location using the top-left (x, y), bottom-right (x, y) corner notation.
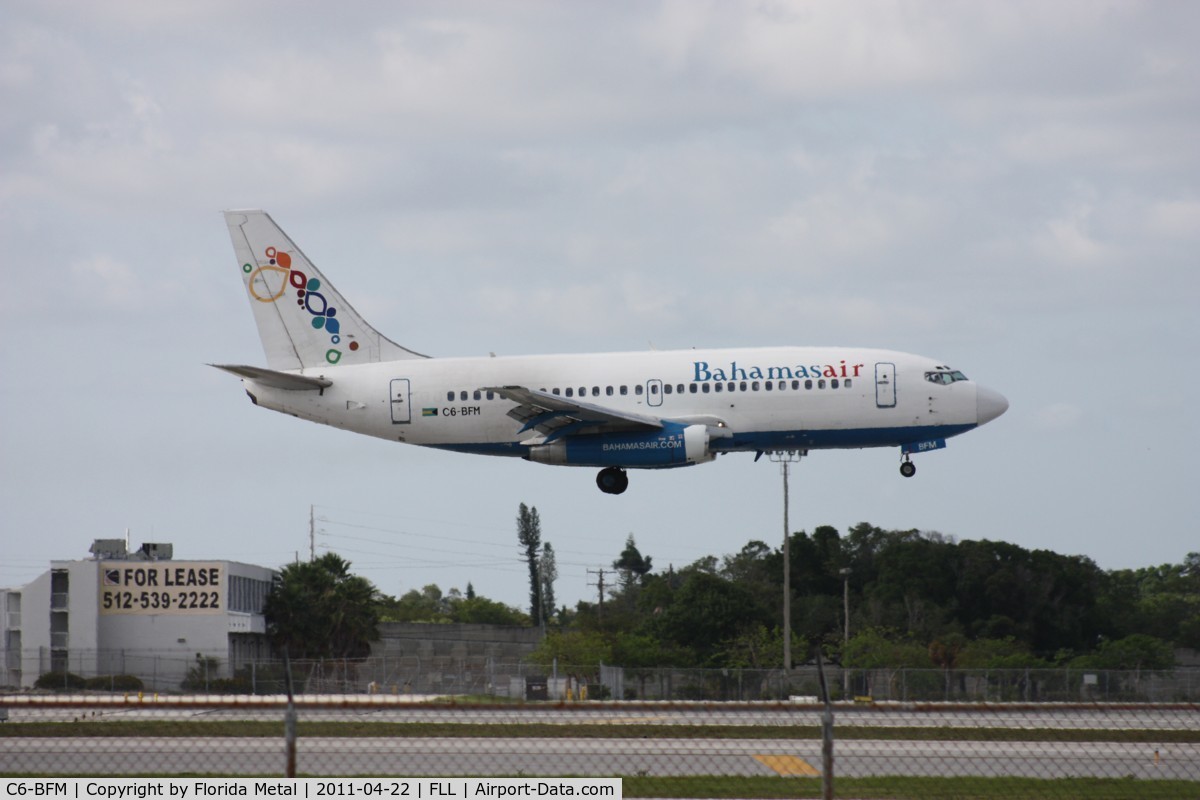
top-left (264, 552), bottom-right (379, 659)
top-left (540, 542), bottom-right (558, 626)
top-left (517, 503), bottom-right (542, 623)
top-left (451, 595), bottom-right (530, 626)
top-left (528, 630), bottom-right (612, 671)
top-left (614, 534), bottom-right (653, 588)
top-left (1074, 634), bottom-right (1176, 672)
top-left (655, 571), bottom-right (770, 666)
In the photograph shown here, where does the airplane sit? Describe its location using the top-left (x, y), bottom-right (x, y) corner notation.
top-left (214, 210), bottom-right (1008, 494)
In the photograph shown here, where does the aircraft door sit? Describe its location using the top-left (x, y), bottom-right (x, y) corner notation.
top-left (875, 363), bottom-right (896, 408)
top-left (390, 378), bottom-right (411, 424)
top-left (646, 379), bottom-right (663, 407)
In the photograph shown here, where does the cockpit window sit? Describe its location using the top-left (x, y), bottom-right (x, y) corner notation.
top-left (925, 369), bottom-right (969, 385)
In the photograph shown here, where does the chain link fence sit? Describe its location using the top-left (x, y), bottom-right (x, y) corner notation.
top-left (12, 649), bottom-right (1200, 703)
top-left (2, 690), bottom-right (1198, 797)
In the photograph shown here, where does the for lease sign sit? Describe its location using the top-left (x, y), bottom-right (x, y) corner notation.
top-left (99, 562), bottom-right (224, 615)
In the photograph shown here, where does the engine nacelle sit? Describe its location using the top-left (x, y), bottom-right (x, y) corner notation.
top-left (527, 423), bottom-right (714, 468)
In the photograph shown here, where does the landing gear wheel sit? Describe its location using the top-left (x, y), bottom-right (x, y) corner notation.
top-left (597, 467), bottom-right (629, 495)
top-left (900, 460), bottom-right (917, 478)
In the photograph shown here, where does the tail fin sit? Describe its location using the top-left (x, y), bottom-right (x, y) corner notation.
top-left (224, 210), bottom-right (427, 370)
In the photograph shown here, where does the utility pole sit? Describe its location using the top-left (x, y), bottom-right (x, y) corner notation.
top-left (767, 450), bottom-right (805, 671)
top-left (309, 505), bottom-right (316, 562)
top-left (587, 568), bottom-right (607, 624)
top-left (840, 567), bottom-right (852, 698)
top-left (537, 558), bottom-right (545, 634)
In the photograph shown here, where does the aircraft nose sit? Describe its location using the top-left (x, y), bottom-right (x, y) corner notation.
top-left (976, 385), bottom-right (1009, 426)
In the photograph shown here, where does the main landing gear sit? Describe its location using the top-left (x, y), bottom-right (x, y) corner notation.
top-left (597, 467), bottom-right (629, 495)
top-left (899, 456), bottom-right (917, 478)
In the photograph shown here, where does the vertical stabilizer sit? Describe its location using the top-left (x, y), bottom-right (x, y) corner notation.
top-left (224, 210), bottom-right (427, 370)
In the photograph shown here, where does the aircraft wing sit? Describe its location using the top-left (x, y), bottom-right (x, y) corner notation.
top-left (485, 385), bottom-right (665, 442)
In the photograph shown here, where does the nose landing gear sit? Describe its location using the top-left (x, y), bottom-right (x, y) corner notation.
top-left (899, 456), bottom-right (916, 478)
top-left (597, 467), bottom-right (629, 494)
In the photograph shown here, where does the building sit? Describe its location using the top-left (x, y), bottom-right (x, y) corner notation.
top-left (1, 539), bottom-right (277, 691)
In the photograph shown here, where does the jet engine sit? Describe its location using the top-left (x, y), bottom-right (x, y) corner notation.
top-left (526, 423), bottom-right (713, 468)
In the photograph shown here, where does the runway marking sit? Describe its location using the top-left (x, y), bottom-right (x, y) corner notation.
top-left (753, 754), bottom-right (820, 776)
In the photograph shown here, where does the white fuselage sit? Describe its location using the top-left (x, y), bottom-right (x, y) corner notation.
top-left (241, 346), bottom-right (989, 465)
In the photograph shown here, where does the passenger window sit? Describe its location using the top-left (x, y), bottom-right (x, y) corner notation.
top-left (844, 379), bottom-right (852, 389)
top-left (553, 388), bottom-right (561, 396)
top-left (715, 383), bottom-right (723, 393)
top-left (446, 391), bottom-right (454, 402)
top-left (702, 383), bottom-right (711, 393)
top-left (592, 387), bottom-right (600, 397)
top-left (565, 388), bottom-right (574, 397)
top-left (792, 380), bottom-right (800, 390)
top-left (620, 386), bottom-right (628, 396)
top-left (473, 390), bottom-right (482, 400)
top-left (765, 381), bottom-right (773, 391)
top-left (727, 382), bottom-right (735, 392)
top-left (635, 385), bottom-right (644, 395)
top-left (752, 381), bottom-right (760, 391)
top-left (830, 379), bottom-right (838, 389)
top-left (818, 379), bottom-right (826, 389)
top-left (664, 384), bottom-right (673, 394)
top-left (460, 391), bottom-right (468, 401)
top-left (740, 381), bottom-right (748, 392)
top-left (606, 386), bottom-right (614, 396)
top-left (651, 384), bottom-right (659, 394)
top-left (677, 384), bottom-right (685, 394)
top-left (690, 384), bottom-right (698, 394)
top-left (486, 390), bottom-right (495, 400)
top-left (579, 387), bottom-right (586, 396)
top-left (805, 379), bottom-right (813, 390)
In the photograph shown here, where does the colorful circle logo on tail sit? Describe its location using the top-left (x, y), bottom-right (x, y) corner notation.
top-left (246, 246), bottom-right (344, 363)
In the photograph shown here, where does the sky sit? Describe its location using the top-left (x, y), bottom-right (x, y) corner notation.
top-left (3, 1), bottom-right (1198, 613)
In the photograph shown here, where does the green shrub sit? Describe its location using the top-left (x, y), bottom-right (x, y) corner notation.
top-left (83, 674), bottom-right (145, 692)
top-left (34, 671), bottom-right (86, 691)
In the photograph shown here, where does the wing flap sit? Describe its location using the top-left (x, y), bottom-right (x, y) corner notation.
top-left (486, 385), bottom-right (664, 438)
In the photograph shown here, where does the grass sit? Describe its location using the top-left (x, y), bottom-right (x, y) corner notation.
top-left (2, 719), bottom-right (1199, 742)
top-left (622, 775), bottom-right (1200, 799)
top-left (0, 775), bottom-right (1196, 799)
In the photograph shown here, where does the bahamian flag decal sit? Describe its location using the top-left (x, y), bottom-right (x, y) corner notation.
top-left (422, 408), bottom-right (438, 417)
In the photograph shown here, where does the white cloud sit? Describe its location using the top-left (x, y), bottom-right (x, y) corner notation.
top-left (1035, 202), bottom-right (1112, 267)
top-left (640, 1), bottom-right (965, 95)
top-left (69, 255), bottom-right (143, 309)
top-left (1145, 199), bottom-right (1200, 239)
top-left (1032, 403), bottom-right (1083, 432)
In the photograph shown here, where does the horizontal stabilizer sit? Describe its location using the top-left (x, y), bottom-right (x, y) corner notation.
top-left (210, 364), bottom-right (332, 391)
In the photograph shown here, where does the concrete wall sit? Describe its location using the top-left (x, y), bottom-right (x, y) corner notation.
top-left (361, 623), bottom-right (543, 695)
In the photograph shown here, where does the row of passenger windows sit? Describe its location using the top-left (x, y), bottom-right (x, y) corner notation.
top-left (446, 378), bottom-right (853, 402)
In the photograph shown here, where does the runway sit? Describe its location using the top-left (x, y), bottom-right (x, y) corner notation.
top-left (4, 735), bottom-right (1198, 780)
top-left (3, 699), bottom-right (1198, 780)
top-left (5, 698), bottom-right (1199, 730)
